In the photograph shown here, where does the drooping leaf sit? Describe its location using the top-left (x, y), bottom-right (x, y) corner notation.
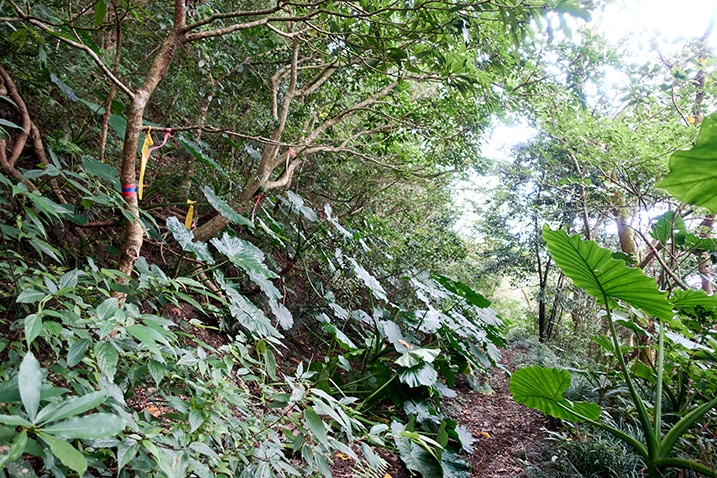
top-left (16, 289), bottom-right (45, 304)
top-left (201, 186), bottom-right (253, 228)
top-left (656, 111), bottom-right (717, 213)
top-left (285, 190), bottom-right (318, 222)
top-left (433, 274), bottom-right (491, 308)
top-left (395, 348), bottom-right (441, 368)
top-left (35, 390), bottom-right (108, 424)
top-left (510, 366), bottom-right (601, 421)
top-left (269, 299), bottom-right (293, 330)
top-left (650, 211), bottom-right (687, 246)
top-left (214, 271), bottom-right (281, 338)
top-left (42, 413), bottom-right (125, 439)
top-left (18, 352), bottom-right (42, 423)
top-left (453, 424), bottom-right (477, 453)
top-left (82, 155), bottom-right (120, 188)
top-left (36, 431), bottom-right (87, 476)
top-left (398, 362), bottom-right (439, 388)
top-left (440, 448), bottom-right (472, 478)
top-left (349, 258), bottom-right (387, 301)
top-left (0, 429), bottom-right (27, 468)
top-left (671, 289), bottom-right (717, 316)
top-left (167, 216), bottom-right (215, 263)
top-left (391, 421), bottom-right (441, 477)
top-left (304, 407), bottom-right (329, 446)
top-left (542, 226), bottom-right (674, 320)
top-left (211, 233), bottom-right (276, 277)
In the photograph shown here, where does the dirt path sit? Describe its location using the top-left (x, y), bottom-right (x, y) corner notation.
top-left (444, 348), bottom-right (556, 477)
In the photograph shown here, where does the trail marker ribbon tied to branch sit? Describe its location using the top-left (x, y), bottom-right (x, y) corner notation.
top-left (130, 126), bottom-right (172, 200)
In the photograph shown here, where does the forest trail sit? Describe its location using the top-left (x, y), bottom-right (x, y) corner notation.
top-left (445, 348), bottom-right (556, 477)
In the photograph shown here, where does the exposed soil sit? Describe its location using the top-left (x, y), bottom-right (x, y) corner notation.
top-left (444, 348), bottom-right (558, 478)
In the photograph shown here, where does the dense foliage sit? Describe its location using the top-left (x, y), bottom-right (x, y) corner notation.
top-left (2, 0), bottom-right (717, 477)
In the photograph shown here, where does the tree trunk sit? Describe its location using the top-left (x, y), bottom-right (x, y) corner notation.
top-left (114, 1), bottom-right (186, 298)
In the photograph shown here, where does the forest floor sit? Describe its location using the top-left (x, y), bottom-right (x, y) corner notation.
top-left (330, 347), bottom-right (559, 478)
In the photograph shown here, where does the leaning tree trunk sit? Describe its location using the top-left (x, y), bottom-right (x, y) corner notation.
top-left (114, 0), bottom-right (186, 298)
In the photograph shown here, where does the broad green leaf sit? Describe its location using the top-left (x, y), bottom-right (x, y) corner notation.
top-left (117, 439), bottom-right (139, 473)
top-left (35, 390), bottom-right (107, 424)
top-left (201, 185), bottom-right (253, 228)
top-left (166, 216), bottom-right (215, 263)
top-left (433, 274), bottom-right (491, 308)
top-left (42, 413), bottom-right (125, 439)
top-left (37, 431), bottom-right (87, 476)
top-left (269, 299), bottom-right (293, 330)
top-left (398, 362), bottom-right (438, 388)
top-left (510, 366), bottom-right (601, 421)
top-left (94, 341), bottom-right (119, 381)
top-left (543, 226), bottom-right (674, 320)
top-left (656, 111), bottom-right (717, 212)
top-left (671, 289), bottom-right (717, 315)
top-left (211, 233), bottom-right (276, 277)
top-left (391, 421), bottom-right (441, 477)
top-left (322, 323), bottom-right (357, 351)
top-left (650, 211), bottom-right (687, 246)
top-left (188, 409), bottom-right (204, 433)
top-left (349, 258), bottom-right (387, 302)
top-left (285, 190), bottom-right (318, 222)
top-left (440, 448), bottom-right (472, 478)
top-left (214, 271), bottom-right (282, 338)
top-left (395, 348), bottom-right (441, 368)
top-left (19, 352), bottom-right (42, 423)
top-left (304, 407), bottom-right (329, 446)
top-left (81, 155), bottom-right (120, 188)
top-left (0, 429), bottom-right (27, 468)
top-left (453, 424), bottom-right (476, 453)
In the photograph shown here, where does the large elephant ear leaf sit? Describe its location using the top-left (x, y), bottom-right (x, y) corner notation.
top-left (655, 111), bottom-right (717, 213)
top-left (510, 366), bottom-right (602, 421)
top-left (542, 226), bottom-right (674, 321)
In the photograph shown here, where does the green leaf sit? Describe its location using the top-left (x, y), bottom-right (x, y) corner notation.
top-left (188, 409), bottom-right (204, 433)
top-left (95, 297), bottom-right (119, 322)
top-left (542, 226), bottom-right (674, 320)
top-left (16, 289), bottom-right (45, 304)
top-left (395, 348), bottom-right (441, 368)
top-left (81, 155), bottom-right (120, 188)
top-left (304, 407), bottom-right (329, 446)
top-left (211, 233), bottom-right (276, 277)
top-left (166, 216), bottom-right (215, 263)
top-left (94, 341), bottom-right (119, 381)
top-left (37, 431), bottom-right (87, 476)
top-left (94, 0), bottom-right (107, 26)
top-left (433, 274), bottom-right (491, 307)
top-left (656, 111), bottom-right (717, 212)
top-left (285, 190), bottom-right (318, 222)
top-left (440, 448), bottom-right (472, 478)
top-left (117, 439), bottom-right (139, 473)
top-left (453, 424), bottom-right (476, 453)
top-left (126, 325), bottom-right (164, 358)
top-left (24, 313), bottom-right (42, 346)
top-left (67, 338), bottom-right (91, 367)
top-left (398, 362), bottom-right (438, 388)
top-left (391, 421), bottom-right (441, 477)
top-left (510, 366), bottom-right (602, 421)
top-left (650, 211), bottom-right (687, 246)
top-left (201, 185), bottom-right (253, 228)
top-left (0, 118), bottom-right (22, 130)
top-left (0, 414), bottom-right (33, 427)
top-left (349, 258), bottom-right (387, 302)
top-left (0, 429), bottom-right (27, 468)
top-left (35, 390), bottom-right (107, 424)
top-left (19, 352), bottom-right (42, 423)
top-left (41, 413), bottom-right (125, 439)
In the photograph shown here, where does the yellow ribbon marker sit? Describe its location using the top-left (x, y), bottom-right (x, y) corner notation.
top-left (138, 126), bottom-right (153, 200)
top-left (185, 199), bottom-right (196, 230)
